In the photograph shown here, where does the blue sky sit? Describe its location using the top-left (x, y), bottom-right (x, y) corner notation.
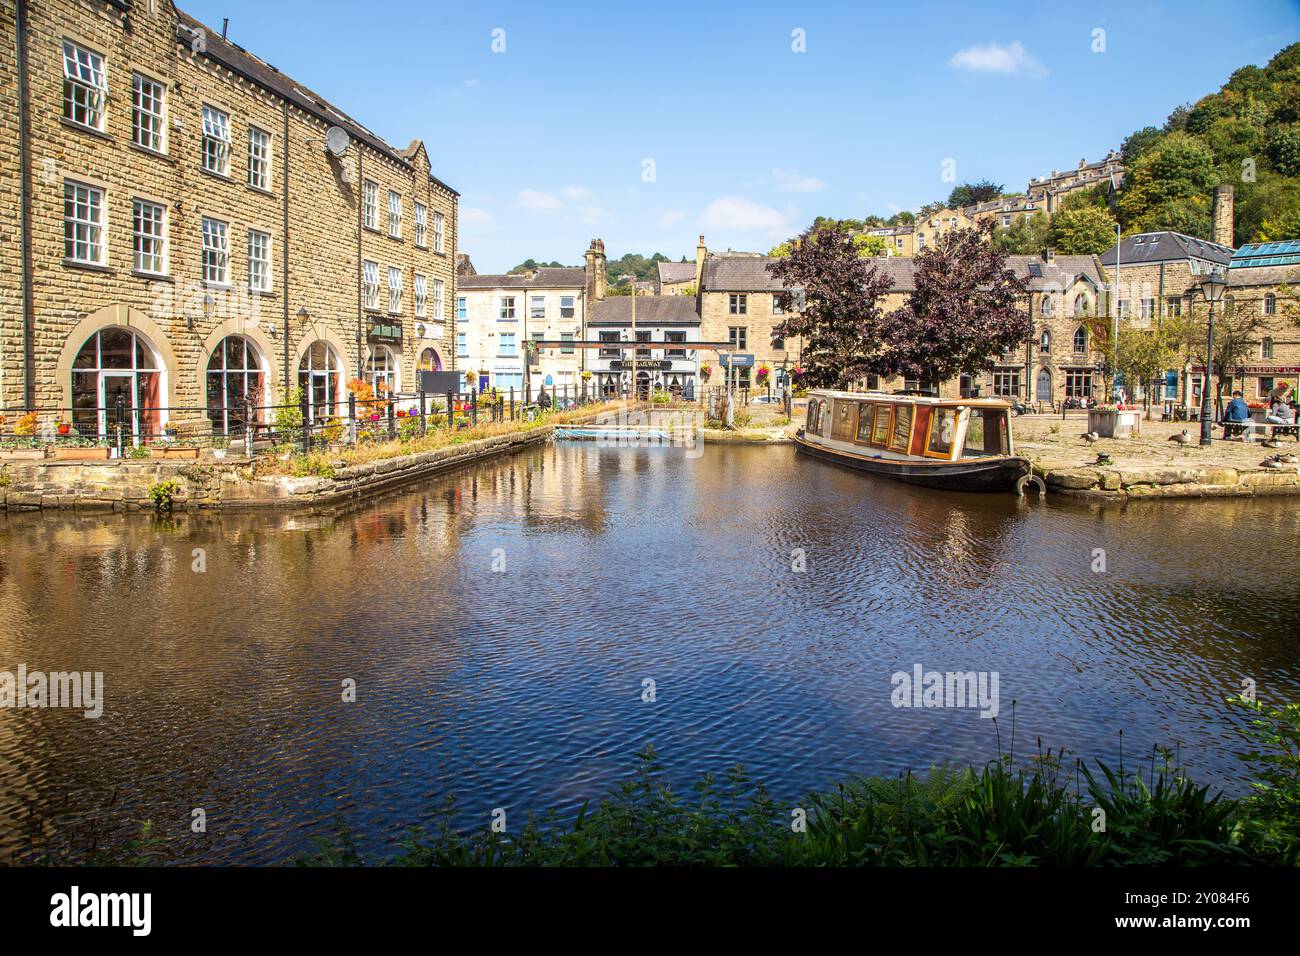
top-left (182, 0), bottom-right (1299, 273)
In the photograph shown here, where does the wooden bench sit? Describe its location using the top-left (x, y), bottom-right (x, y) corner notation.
top-left (1223, 420), bottom-right (1300, 441)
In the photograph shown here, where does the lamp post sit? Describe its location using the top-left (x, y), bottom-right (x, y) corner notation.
top-left (1198, 265), bottom-right (1228, 446)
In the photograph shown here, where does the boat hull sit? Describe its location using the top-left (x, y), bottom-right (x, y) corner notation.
top-left (794, 431), bottom-right (1031, 493)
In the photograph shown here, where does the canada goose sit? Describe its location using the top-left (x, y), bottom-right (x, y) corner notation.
top-left (1168, 429), bottom-right (1193, 444)
top-left (1080, 431), bottom-right (1099, 444)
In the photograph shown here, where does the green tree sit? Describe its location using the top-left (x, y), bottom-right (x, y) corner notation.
top-left (1121, 126), bottom-right (1164, 163)
top-left (1117, 132), bottom-right (1219, 232)
top-left (1050, 205), bottom-right (1119, 255)
top-left (992, 212), bottom-right (1052, 254)
top-left (947, 180), bottom-right (1004, 209)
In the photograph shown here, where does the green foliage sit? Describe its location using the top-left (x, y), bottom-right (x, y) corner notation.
top-left (1118, 132), bottom-right (1218, 232)
top-left (508, 258), bottom-right (565, 274)
top-left (290, 453), bottom-right (337, 479)
top-left (1049, 205), bottom-right (1119, 255)
top-left (275, 386), bottom-right (305, 433)
top-left (1227, 695), bottom-right (1300, 858)
top-left (992, 211), bottom-right (1052, 253)
top-left (147, 478), bottom-right (181, 510)
top-left (946, 179), bottom-right (1004, 209)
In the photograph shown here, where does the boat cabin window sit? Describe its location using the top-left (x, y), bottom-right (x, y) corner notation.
top-left (871, 404), bottom-right (891, 444)
top-left (806, 401), bottom-right (820, 433)
top-left (888, 404), bottom-right (914, 451)
top-left (855, 403), bottom-right (874, 442)
top-left (962, 408), bottom-right (1010, 457)
top-left (926, 407), bottom-right (959, 457)
top-left (831, 400), bottom-right (855, 441)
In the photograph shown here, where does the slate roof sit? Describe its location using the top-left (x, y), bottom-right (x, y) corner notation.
top-left (176, 9), bottom-right (457, 195)
top-left (1005, 254), bottom-right (1104, 292)
top-left (1098, 232), bottom-right (1234, 268)
top-left (588, 296), bottom-right (701, 326)
top-left (657, 262), bottom-right (697, 284)
top-left (702, 255), bottom-right (785, 291)
top-left (458, 268), bottom-right (584, 290)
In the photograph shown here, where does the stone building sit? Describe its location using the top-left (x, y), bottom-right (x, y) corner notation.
top-left (911, 207), bottom-right (975, 253)
top-left (654, 261), bottom-right (695, 295)
top-left (863, 224), bottom-right (915, 257)
top-left (1026, 151), bottom-right (1124, 213)
top-left (1, 0), bottom-right (457, 436)
top-left (1222, 242), bottom-right (1300, 404)
top-left (587, 295), bottom-right (702, 399)
top-left (962, 195), bottom-right (1044, 230)
top-left (456, 267), bottom-right (586, 398)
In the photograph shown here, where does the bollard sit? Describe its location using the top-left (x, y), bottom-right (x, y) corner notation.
top-left (510, 387), bottom-right (515, 421)
top-left (419, 389), bottom-right (427, 437)
top-left (471, 388), bottom-right (478, 426)
top-left (115, 393), bottom-right (126, 457)
top-left (348, 392), bottom-right (357, 445)
top-left (387, 400), bottom-right (395, 439)
top-left (446, 390), bottom-right (454, 429)
top-left (245, 397), bottom-right (255, 457)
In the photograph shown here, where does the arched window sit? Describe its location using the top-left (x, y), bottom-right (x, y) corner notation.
top-left (1264, 293), bottom-right (1276, 316)
top-left (1039, 328), bottom-right (1052, 353)
top-left (71, 326), bottom-right (162, 440)
top-left (298, 340), bottom-right (342, 424)
top-left (1073, 326), bottom-right (1087, 354)
top-left (418, 347), bottom-right (442, 373)
top-left (1041, 295), bottom-right (1055, 317)
top-left (1073, 293), bottom-right (1089, 316)
top-left (206, 335), bottom-right (265, 435)
top-left (1262, 337), bottom-right (1275, 359)
top-left (365, 345), bottom-right (399, 396)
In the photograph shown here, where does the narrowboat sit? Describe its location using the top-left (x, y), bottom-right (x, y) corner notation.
top-left (794, 390), bottom-right (1042, 494)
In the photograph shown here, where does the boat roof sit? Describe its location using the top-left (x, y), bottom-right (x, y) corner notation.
top-left (808, 389), bottom-right (1014, 408)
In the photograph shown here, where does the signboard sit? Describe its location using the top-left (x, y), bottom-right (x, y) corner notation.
top-left (718, 353), bottom-right (755, 369)
top-left (419, 370), bottom-right (464, 395)
top-left (609, 360), bottom-right (671, 371)
top-left (367, 320), bottom-right (402, 346)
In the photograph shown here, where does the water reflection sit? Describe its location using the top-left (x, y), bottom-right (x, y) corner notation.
top-left (0, 442), bottom-right (1297, 864)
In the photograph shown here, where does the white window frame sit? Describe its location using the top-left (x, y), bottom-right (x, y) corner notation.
top-left (131, 72), bottom-right (166, 153)
top-left (432, 278), bottom-right (444, 321)
top-left (457, 332), bottom-right (468, 356)
top-left (530, 295), bottom-right (546, 320)
top-left (387, 190), bottom-right (402, 239)
top-left (248, 126), bottom-right (271, 191)
top-left (62, 39), bottom-right (107, 131)
top-left (500, 296), bottom-right (516, 320)
top-left (499, 332), bottom-right (516, 356)
top-left (248, 229), bottom-right (271, 292)
top-left (201, 217), bottom-right (230, 285)
top-left (132, 198), bottom-right (167, 275)
top-left (201, 104), bottom-right (231, 176)
top-left (414, 273), bottom-right (428, 318)
top-left (388, 266), bottom-right (403, 314)
top-left (433, 210), bottom-right (445, 254)
top-left (363, 260), bottom-right (380, 311)
top-left (414, 203), bottom-right (428, 248)
top-left (363, 180), bottom-right (378, 230)
top-left (64, 180), bottom-right (106, 265)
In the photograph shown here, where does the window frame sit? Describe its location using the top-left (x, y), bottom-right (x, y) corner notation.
top-left (201, 216), bottom-right (230, 285)
top-left (62, 38), bottom-right (107, 132)
top-left (64, 180), bottom-right (106, 266)
top-left (247, 126), bottom-right (272, 192)
top-left (414, 273), bottom-right (428, 318)
top-left (387, 265), bottom-right (403, 314)
top-left (387, 190), bottom-right (402, 239)
top-left (433, 210), bottom-right (445, 254)
top-left (131, 197), bottom-right (167, 276)
top-left (200, 104), bottom-right (232, 176)
top-left (131, 72), bottom-right (166, 153)
top-left (362, 260), bottom-right (380, 311)
top-left (363, 180), bottom-right (378, 231)
top-left (247, 229), bottom-right (271, 292)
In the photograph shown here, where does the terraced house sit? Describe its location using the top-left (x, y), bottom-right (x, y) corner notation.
top-left (0, 0), bottom-right (458, 438)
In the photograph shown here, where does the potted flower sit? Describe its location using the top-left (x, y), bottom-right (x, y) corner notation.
top-left (700, 363), bottom-right (712, 382)
top-left (1087, 403), bottom-right (1143, 438)
top-left (581, 370), bottom-right (592, 381)
top-left (755, 366), bottom-right (771, 387)
top-left (56, 419), bottom-right (71, 437)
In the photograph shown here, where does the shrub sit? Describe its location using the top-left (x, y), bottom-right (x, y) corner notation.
top-left (274, 387), bottom-right (304, 434)
top-left (147, 478), bottom-right (182, 510)
top-left (290, 453), bottom-right (337, 479)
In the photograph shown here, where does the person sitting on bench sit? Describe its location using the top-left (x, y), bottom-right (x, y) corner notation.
top-left (1225, 391), bottom-right (1251, 424)
top-left (1266, 385), bottom-right (1295, 426)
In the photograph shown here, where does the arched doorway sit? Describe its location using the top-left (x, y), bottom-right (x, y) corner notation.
top-left (1036, 367), bottom-right (1052, 403)
top-left (206, 334), bottom-right (267, 435)
top-left (71, 326), bottom-right (164, 440)
top-left (365, 344), bottom-right (400, 396)
top-left (298, 340), bottom-right (343, 423)
top-left (418, 347), bottom-right (442, 373)
top-left (635, 370), bottom-right (651, 400)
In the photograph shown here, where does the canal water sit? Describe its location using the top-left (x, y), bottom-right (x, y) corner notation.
top-left (1, 441), bottom-right (1297, 864)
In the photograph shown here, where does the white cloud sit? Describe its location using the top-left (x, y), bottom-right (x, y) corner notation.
top-left (700, 197), bottom-right (793, 235)
top-left (460, 206), bottom-right (493, 225)
top-left (948, 41), bottom-right (1045, 76)
top-left (561, 186), bottom-right (593, 202)
top-left (657, 208), bottom-right (688, 228)
top-left (771, 168), bottom-right (826, 192)
top-left (517, 189), bottom-right (562, 211)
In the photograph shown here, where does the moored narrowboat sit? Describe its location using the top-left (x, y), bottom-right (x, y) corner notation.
top-left (794, 390), bottom-right (1041, 494)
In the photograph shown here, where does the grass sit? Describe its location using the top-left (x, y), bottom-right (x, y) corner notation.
top-left (261, 400), bottom-right (632, 476)
top-left (298, 698), bottom-right (1300, 867)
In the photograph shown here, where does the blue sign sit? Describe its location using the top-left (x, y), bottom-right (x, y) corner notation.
top-left (719, 353), bottom-right (755, 369)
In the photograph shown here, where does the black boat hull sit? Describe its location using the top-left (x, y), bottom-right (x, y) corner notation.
top-left (794, 431), bottom-right (1031, 493)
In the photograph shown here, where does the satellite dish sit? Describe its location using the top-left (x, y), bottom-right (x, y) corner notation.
top-left (324, 126), bottom-right (350, 157)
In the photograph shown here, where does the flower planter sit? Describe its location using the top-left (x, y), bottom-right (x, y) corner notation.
top-left (0, 448), bottom-right (47, 461)
top-left (1088, 408), bottom-right (1143, 439)
top-left (51, 447), bottom-right (110, 461)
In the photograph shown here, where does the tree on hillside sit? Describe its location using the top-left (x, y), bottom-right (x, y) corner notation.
top-left (509, 258), bottom-right (565, 274)
top-left (1050, 205), bottom-right (1119, 255)
top-left (887, 211), bottom-right (915, 226)
top-left (992, 212), bottom-right (1052, 254)
top-left (1117, 132), bottom-right (1219, 233)
top-left (878, 221), bottom-right (1030, 387)
top-left (947, 180), bottom-right (1004, 209)
top-left (770, 223), bottom-right (889, 258)
top-left (1121, 126), bottom-right (1164, 163)
top-left (1058, 184), bottom-right (1113, 212)
top-left (1238, 171), bottom-right (1300, 241)
top-left (768, 228), bottom-right (897, 389)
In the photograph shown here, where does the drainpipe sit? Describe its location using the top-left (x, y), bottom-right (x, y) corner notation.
top-left (16, 0), bottom-right (35, 409)
top-left (356, 150), bottom-right (363, 376)
top-left (281, 101), bottom-right (290, 391)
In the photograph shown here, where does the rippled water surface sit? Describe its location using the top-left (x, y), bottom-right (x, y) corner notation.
top-left (1, 441), bottom-right (1298, 863)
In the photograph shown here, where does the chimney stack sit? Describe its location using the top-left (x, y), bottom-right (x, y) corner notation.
top-left (694, 234), bottom-right (707, 291)
top-left (1042, 247), bottom-right (1055, 265)
top-left (584, 239), bottom-right (607, 302)
top-left (1212, 185), bottom-right (1235, 249)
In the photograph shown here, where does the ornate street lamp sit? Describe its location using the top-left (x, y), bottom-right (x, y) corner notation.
top-left (1198, 265), bottom-right (1228, 446)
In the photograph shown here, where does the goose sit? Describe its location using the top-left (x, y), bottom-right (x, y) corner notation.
top-left (1080, 431), bottom-right (1099, 444)
top-left (1168, 429), bottom-right (1193, 444)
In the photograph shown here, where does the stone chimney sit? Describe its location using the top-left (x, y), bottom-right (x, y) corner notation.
top-left (694, 234), bottom-right (707, 291)
top-left (1042, 247), bottom-right (1055, 265)
top-left (584, 239), bottom-right (607, 302)
top-left (1212, 185), bottom-right (1235, 248)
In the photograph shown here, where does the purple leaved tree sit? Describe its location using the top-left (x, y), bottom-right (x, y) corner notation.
top-left (881, 221), bottom-right (1030, 389)
top-left (769, 227), bottom-right (896, 390)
